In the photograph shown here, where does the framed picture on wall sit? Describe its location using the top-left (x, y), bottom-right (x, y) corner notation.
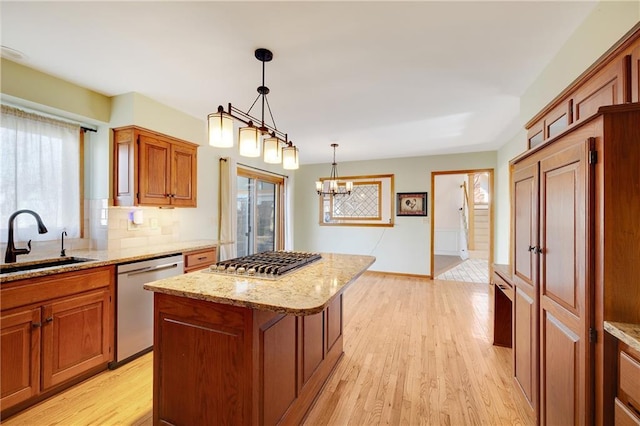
top-left (396, 192), bottom-right (428, 216)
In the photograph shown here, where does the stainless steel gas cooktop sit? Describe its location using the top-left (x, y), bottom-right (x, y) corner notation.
top-left (207, 251), bottom-right (322, 279)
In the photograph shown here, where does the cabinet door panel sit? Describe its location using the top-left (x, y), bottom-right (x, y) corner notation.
top-left (541, 160), bottom-right (581, 314)
top-left (514, 286), bottom-right (536, 408)
top-left (573, 60), bottom-right (624, 122)
top-left (42, 289), bottom-right (110, 390)
top-left (326, 294), bottom-right (342, 352)
top-left (632, 44), bottom-right (640, 103)
top-left (513, 163), bottom-right (538, 288)
top-left (539, 138), bottom-right (591, 424)
top-left (541, 312), bottom-right (579, 426)
top-left (138, 135), bottom-right (171, 205)
top-left (171, 144), bottom-right (197, 207)
top-left (261, 314), bottom-right (297, 426)
top-left (0, 308), bottom-right (40, 410)
top-left (302, 311), bottom-right (324, 384)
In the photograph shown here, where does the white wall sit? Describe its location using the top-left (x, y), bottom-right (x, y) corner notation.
top-left (293, 152), bottom-right (496, 275)
top-left (494, 129), bottom-right (527, 265)
top-left (433, 174), bottom-right (467, 256)
top-left (521, 2), bottom-right (640, 122)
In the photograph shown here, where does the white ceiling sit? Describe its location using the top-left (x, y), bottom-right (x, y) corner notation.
top-left (1, 1), bottom-right (598, 165)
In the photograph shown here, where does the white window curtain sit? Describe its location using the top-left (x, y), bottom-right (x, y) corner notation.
top-left (0, 105), bottom-right (81, 243)
top-left (218, 157), bottom-right (237, 260)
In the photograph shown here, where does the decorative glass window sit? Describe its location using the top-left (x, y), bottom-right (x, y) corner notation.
top-left (319, 174), bottom-right (394, 227)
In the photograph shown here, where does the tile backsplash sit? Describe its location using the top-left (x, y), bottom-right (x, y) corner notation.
top-left (106, 205), bottom-right (179, 250)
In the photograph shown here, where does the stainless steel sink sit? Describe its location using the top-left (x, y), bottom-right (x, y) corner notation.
top-left (0, 257), bottom-right (96, 275)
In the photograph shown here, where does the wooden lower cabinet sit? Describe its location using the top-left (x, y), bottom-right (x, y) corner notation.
top-left (0, 307), bottom-right (41, 409)
top-left (616, 343), bottom-right (640, 425)
top-left (0, 266), bottom-right (114, 417)
top-left (153, 292), bottom-right (344, 425)
top-left (41, 289), bottom-right (111, 390)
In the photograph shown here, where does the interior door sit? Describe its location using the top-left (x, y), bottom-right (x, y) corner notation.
top-left (538, 137), bottom-right (592, 425)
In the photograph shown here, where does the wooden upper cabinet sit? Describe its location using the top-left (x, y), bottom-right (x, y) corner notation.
top-left (525, 25), bottom-right (639, 150)
top-left (113, 126), bottom-right (198, 207)
top-left (632, 43), bottom-right (640, 102)
top-left (572, 59), bottom-right (624, 123)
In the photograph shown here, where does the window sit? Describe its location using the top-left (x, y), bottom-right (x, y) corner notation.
top-left (0, 105), bottom-right (82, 243)
top-left (319, 174), bottom-right (394, 227)
top-left (236, 167), bottom-right (284, 256)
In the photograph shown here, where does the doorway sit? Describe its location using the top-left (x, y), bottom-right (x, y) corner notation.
top-left (430, 169), bottom-right (494, 283)
top-left (236, 167), bottom-right (284, 257)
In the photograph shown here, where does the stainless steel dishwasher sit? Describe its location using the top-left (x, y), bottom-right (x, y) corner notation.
top-left (111, 254), bottom-right (184, 368)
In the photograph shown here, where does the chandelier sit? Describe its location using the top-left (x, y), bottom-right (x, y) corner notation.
top-left (316, 144), bottom-right (353, 196)
top-left (207, 48), bottom-right (299, 170)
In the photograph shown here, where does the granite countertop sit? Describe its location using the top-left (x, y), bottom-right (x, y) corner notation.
top-left (144, 253), bottom-right (376, 316)
top-left (0, 240), bottom-right (222, 283)
top-left (604, 321), bottom-right (640, 352)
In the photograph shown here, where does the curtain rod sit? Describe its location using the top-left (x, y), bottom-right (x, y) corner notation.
top-left (2, 101), bottom-right (99, 132)
top-left (219, 158), bottom-right (289, 178)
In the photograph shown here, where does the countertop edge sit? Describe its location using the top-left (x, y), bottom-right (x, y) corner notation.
top-left (145, 255), bottom-right (376, 316)
top-left (1, 241), bottom-right (220, 283)
top-left (604, 321), bottom-right (640, 352)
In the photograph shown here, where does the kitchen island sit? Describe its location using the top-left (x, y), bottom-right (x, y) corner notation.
top-left (144, 252), bottom-right (375, 425)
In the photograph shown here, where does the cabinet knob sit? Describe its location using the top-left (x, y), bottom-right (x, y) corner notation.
top-left (32, 322), bottom-right (42, 328)
top-left (44, 316), bottom-right (53, 323)
top-left (528, 246), bottom-right (535, 252)
top-left (534, 247), bottom-right (543, 254)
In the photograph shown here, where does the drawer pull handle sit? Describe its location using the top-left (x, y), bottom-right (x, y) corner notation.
top-left (197, 256), bottom-right (208, 261)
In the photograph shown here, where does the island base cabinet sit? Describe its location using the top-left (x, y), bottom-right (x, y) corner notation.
top-left (153, 292), bottom-right (344, 425)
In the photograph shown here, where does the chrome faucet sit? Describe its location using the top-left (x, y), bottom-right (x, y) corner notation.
top-left (4, 209), bottom-right (49, 263)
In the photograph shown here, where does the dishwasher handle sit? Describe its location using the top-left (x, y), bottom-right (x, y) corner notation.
top-left (121, 262), bottom-right (181, 277)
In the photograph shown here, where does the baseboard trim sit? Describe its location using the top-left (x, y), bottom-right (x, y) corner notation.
top-left (364, 270), bottom-right (432, 280)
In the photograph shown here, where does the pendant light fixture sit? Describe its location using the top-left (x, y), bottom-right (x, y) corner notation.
top-left (207, 48), bottom-right (300, 170)
top-left (316, 144), bottom-right (353, 196)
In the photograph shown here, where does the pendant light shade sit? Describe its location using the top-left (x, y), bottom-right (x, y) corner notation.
top-left (282, 143), bottom-right (299, 170)
top-left (207, 48), bottom-right (301, 169)
top-left (238, 125), bottom-right (261, 157)
top-left (263, 136), bottom-right (282, 164)
top-left (208, 108), bottom-right (234, 148)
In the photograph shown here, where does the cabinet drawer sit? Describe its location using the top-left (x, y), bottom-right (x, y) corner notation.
top-left (620, 350), bottom-right (640, 412)
top-left (615, 398), bottom-right (640, 426)
top-left (184, 248), bottom-right (217, 272)
top-left (493, 272), bottom-right (513, 301)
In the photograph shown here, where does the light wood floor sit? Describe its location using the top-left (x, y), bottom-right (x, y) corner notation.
top-left (2, 273), bottom-right (535, 425)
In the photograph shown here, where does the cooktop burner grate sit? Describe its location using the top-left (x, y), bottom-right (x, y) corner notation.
top-left (206, 251), bottom-right (321, 279)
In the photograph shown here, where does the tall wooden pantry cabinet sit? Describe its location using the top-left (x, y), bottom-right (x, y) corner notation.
top-left (510, 103), bottom-right (640, 425)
